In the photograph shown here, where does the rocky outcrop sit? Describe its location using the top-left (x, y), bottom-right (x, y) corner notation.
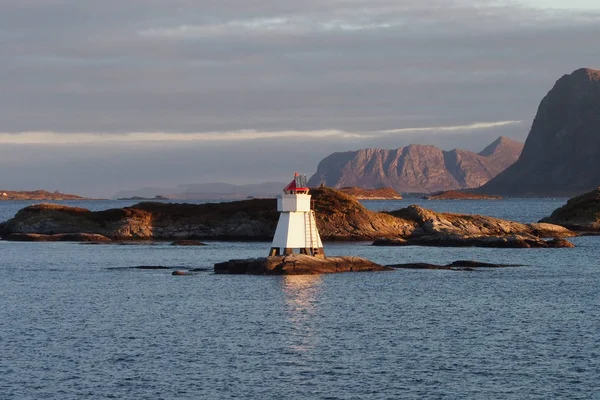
top-left (0, 187), bottom-right (575, 247)
top-left (480, 68), bottom-right (600, 196)
top-left (540, 187), bottom-right (600, 231)
top-left (214, 254), bottom-right (390, 275)
top-left (308, 136), bottom-right (523, 193)
top-left (371, 205), bottom-right (576, 248)
top-left (423, 190), bottom-right (502, 200)
top-left (338, 187), bottom-right (402, 199)
top-left (0, 200), bottom-right (279, 241)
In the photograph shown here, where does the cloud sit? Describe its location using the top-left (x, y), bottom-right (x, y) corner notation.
top-left (0, 121), bottom-right (522, 144)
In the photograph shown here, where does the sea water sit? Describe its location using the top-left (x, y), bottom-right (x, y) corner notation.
top-left (1, 199), bottom-right (599, 399)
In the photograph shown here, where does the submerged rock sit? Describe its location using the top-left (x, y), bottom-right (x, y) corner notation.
top-left (214, 254), bottom-right (391, 275)
top-left (172, 270), bottom-right (194, 276)
top-left (170, 240), bottom-right (206, 246)
top-left (387, 260), bottom-right (522, 271)
top-left (373, 234), bottom-right (575, 248)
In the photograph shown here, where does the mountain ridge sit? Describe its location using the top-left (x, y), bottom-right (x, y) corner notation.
top-left (479, 68), bottom-right (600, 196)
top-left (307, 136), bottom-right (523, 193)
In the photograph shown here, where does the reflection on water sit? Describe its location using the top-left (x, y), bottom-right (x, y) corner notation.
top-left (282, 275), bottom-right (322, 352)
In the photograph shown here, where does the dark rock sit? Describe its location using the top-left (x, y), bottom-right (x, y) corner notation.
top-left (172, 270), bottom-right (193, 276)
top-left (372, 238), bottom-right (408, 246)
top-left (387, 260), bottom-right (522, 270)
top-left (170, 240), bottom-right (206, 246)
top-left (118, 195), bottom-right (169, 200)
top-left (3, 233), bottom-right (111, 242)
top-left (480, 68), bottom-right (600, 196)
top-left (308, 136), bottom-right (523, 193)
top-left (214, 254), bottom-right (391, 275)
top-left (373, 234), bottom-right (575, 248)
top-left (540, 187), bottom-right (600, 231)
top-left (546, 238), bottom-right (576, 248)
top-left (133, 266), bottom-right (171, 270)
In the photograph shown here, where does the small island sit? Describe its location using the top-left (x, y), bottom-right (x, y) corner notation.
top-left (422, 190), bottom-right (502, 200)
top-left (117, 195), bottom-right (169, 201)
top-left (338, 186), bottom-right (402, 200)
top-left (0, 190), bottom-right (89, 201)
top-left (215, 254), bottom-right (391, 275)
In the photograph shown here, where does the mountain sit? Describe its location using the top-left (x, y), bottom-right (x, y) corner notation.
top-left (480, 68), bottom-right (600, 196)
top-left (113, 181), bottom-right (287, 200)
top-left (307, 136), bottom-right (523, 193)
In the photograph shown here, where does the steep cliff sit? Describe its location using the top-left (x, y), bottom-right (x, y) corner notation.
top-left (307, 137), bottom-right (522, 193)
top-left (480, 68), bottom-right (600, 196)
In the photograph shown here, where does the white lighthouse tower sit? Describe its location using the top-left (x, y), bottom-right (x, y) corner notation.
top-left (269, 173), bottom-right (325, 258)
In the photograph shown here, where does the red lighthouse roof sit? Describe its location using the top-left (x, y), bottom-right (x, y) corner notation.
top-left (283, 173), bottom-right (309, 194)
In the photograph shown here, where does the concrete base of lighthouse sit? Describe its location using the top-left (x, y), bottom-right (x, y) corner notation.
top-left (268, 246), bottom-right (325, 258)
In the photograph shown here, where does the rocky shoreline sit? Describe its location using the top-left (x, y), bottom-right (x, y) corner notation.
top-left (0, 187), bottom-right (578, 248)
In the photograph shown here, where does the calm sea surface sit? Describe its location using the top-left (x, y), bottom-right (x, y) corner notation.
top-left (1, 199), bottom-right (599, 399)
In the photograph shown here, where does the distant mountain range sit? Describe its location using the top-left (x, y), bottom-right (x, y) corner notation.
top-left (479, 68), bottom-right (600, 196)
top-left (307, 136), bottom-right (523, 193)
top-left (113, 182), bottom-right (287, 200)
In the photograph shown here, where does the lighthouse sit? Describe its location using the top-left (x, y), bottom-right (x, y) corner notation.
top-left (269, 173), bottom-right (325, 258)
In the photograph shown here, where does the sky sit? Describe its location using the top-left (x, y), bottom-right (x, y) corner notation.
top-left (0, 0), bottom-right (599, 196)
